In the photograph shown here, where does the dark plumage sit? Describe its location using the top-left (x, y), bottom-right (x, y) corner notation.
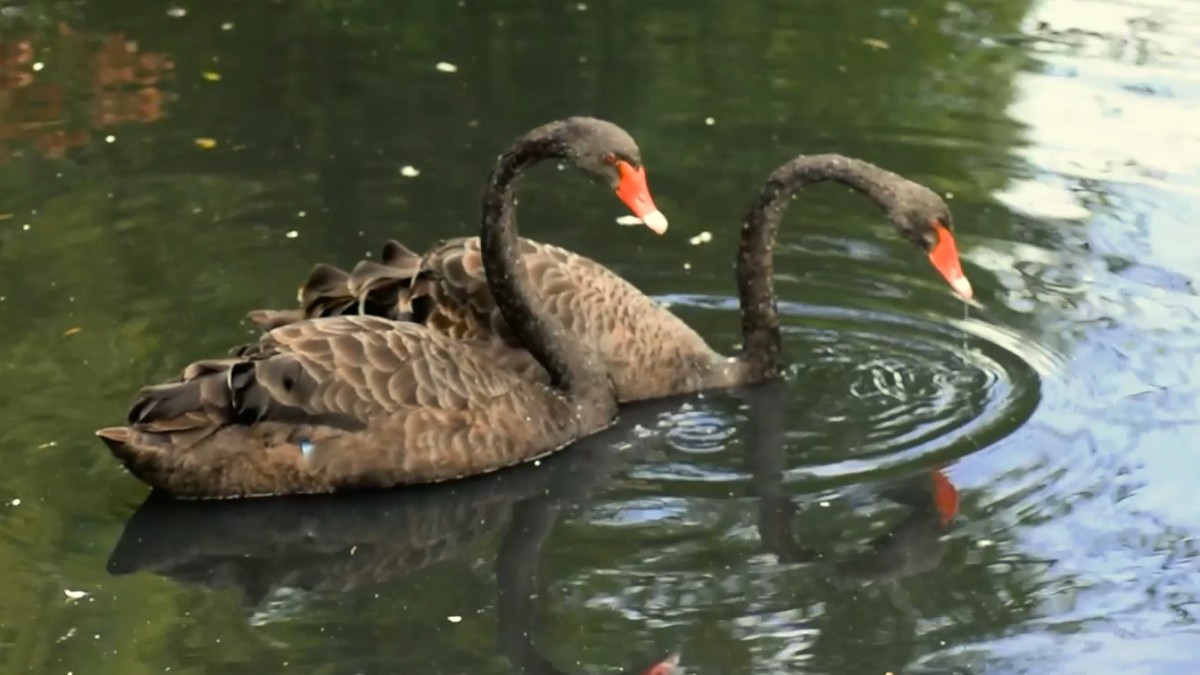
top-left (249, 155), bottom-right (974, 403)
top-left (97, 117), bottom-right (667, 499)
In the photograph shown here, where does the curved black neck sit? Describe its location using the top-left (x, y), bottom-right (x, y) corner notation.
top-left (737, 155), bottom-right (904, 378)
top-left (480, 129), bottom-right (611, 405)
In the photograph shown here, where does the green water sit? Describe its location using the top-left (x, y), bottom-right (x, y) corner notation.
top-left (2, 0), bottom-right (1199, 673)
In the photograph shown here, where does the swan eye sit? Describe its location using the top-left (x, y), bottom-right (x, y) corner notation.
top-left (602, 152), bottom-right (618, 165)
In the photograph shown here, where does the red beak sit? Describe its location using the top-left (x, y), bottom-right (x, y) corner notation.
top-left (641, 651), bottom-right (682, 675)
top-left (615, 160), bottom-right (668, 234)
top-left (930, 469), bottom-right (960, 526)
top-left (928, 221), bottom-right (973, 300)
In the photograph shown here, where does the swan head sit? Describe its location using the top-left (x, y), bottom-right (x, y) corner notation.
top-left (888, 182), bottom-right (972, 300)
top-left (554, 117), bottom-right (669, 234)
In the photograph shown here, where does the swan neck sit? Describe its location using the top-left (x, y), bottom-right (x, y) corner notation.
top-left (737, 154), bottom-right (899, 379)
top-left (480, 134), bottom-right (613, 410)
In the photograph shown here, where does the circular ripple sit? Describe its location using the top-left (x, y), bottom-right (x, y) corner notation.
top-left (776, 302), bottom-right (1052, 481)
top-left (628, 295), bottom-right (1058, 489)
top-left (663, 408), bottom-right (739, 454)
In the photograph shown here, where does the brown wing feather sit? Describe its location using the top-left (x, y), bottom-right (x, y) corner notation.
top-left (99, 316), bottom-right (595, 499)
top-left (246, 237), bottom-right (724, 402)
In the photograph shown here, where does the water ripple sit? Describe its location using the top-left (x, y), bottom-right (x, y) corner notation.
top-left (642, 295), bottom-right (1051, 489)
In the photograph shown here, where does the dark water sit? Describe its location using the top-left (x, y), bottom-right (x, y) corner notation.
top-left (2, 0), bottom-right (1198, 672)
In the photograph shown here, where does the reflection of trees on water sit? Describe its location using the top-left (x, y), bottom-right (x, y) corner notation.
top-left (0, 23), bottom-right (172, 162)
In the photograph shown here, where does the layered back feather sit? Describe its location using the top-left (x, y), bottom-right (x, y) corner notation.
top-left (98, 316), bottom-right (603, 498)
top-left (248, 237), bottom-right (732, 402)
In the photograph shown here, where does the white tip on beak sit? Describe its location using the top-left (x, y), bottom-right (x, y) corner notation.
top-left (951, 275), bottom-right (974, 300)
top-left (640, 210), bottom-right (669, 235)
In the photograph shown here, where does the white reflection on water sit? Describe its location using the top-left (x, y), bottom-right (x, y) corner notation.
top-left (925, 0), bottom-right (1200, 672)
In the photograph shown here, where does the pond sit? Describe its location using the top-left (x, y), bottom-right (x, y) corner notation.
top-left (1, 0), bottom-right (1198, 673)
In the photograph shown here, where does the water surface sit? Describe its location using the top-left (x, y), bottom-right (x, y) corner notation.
top-left (1, 0), bottom-right (1197, 673)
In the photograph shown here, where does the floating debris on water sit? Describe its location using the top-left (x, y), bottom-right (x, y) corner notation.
top-left (285, 230), bottom-right (299, 239)
top-left (105, 135), bottom-right (115, 143)
top-left (221, 22), bottom-right (235, 31)
top-left (32, 62), bottom-right (43, 71)
top-left (10, 498), bottom-right (19, 506)
top-left (202, 71), bottom-right (221, 81)
top-left (435, 62), bottom-right (458, 73)
top-left (64, 589), bottom-right (88, 601)
top-left (615, 215), bottom-right (643, 226)
top-left (63, 327), bottom-right (82, 336)
top-left (683, 262), bottom-right (692, 270)
top-left (862, 38), bottom-right (890, 49)
top-left (400, 165), bottom-right (420, 177)
top-left (689, 231), bottom-right (713, 245)
top-left (167, 7), bottom-right (187, 18)
top-left (447, 615), bottom-right (463, 623)
top-left (704, 116), bottom-right (716, 126)
top-left (194, 138), bottom-right (217, 149)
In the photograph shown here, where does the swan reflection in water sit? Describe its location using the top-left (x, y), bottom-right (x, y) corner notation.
top-left (742, 379), bottom-right (962, 584)
top-left (106, 393), bottom-right (691, 675)
top-left (106, 380), bottom-right (960, 672)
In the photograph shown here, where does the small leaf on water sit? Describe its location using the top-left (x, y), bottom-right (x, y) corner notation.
top-left (202, 71), bottom-right (221, 81)
top-left (63, 327), bottom-right (82, 336)
top-left (862, 38), bottom-right (891, 49)
top-left (194, 138), bottom-right (217, 149)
